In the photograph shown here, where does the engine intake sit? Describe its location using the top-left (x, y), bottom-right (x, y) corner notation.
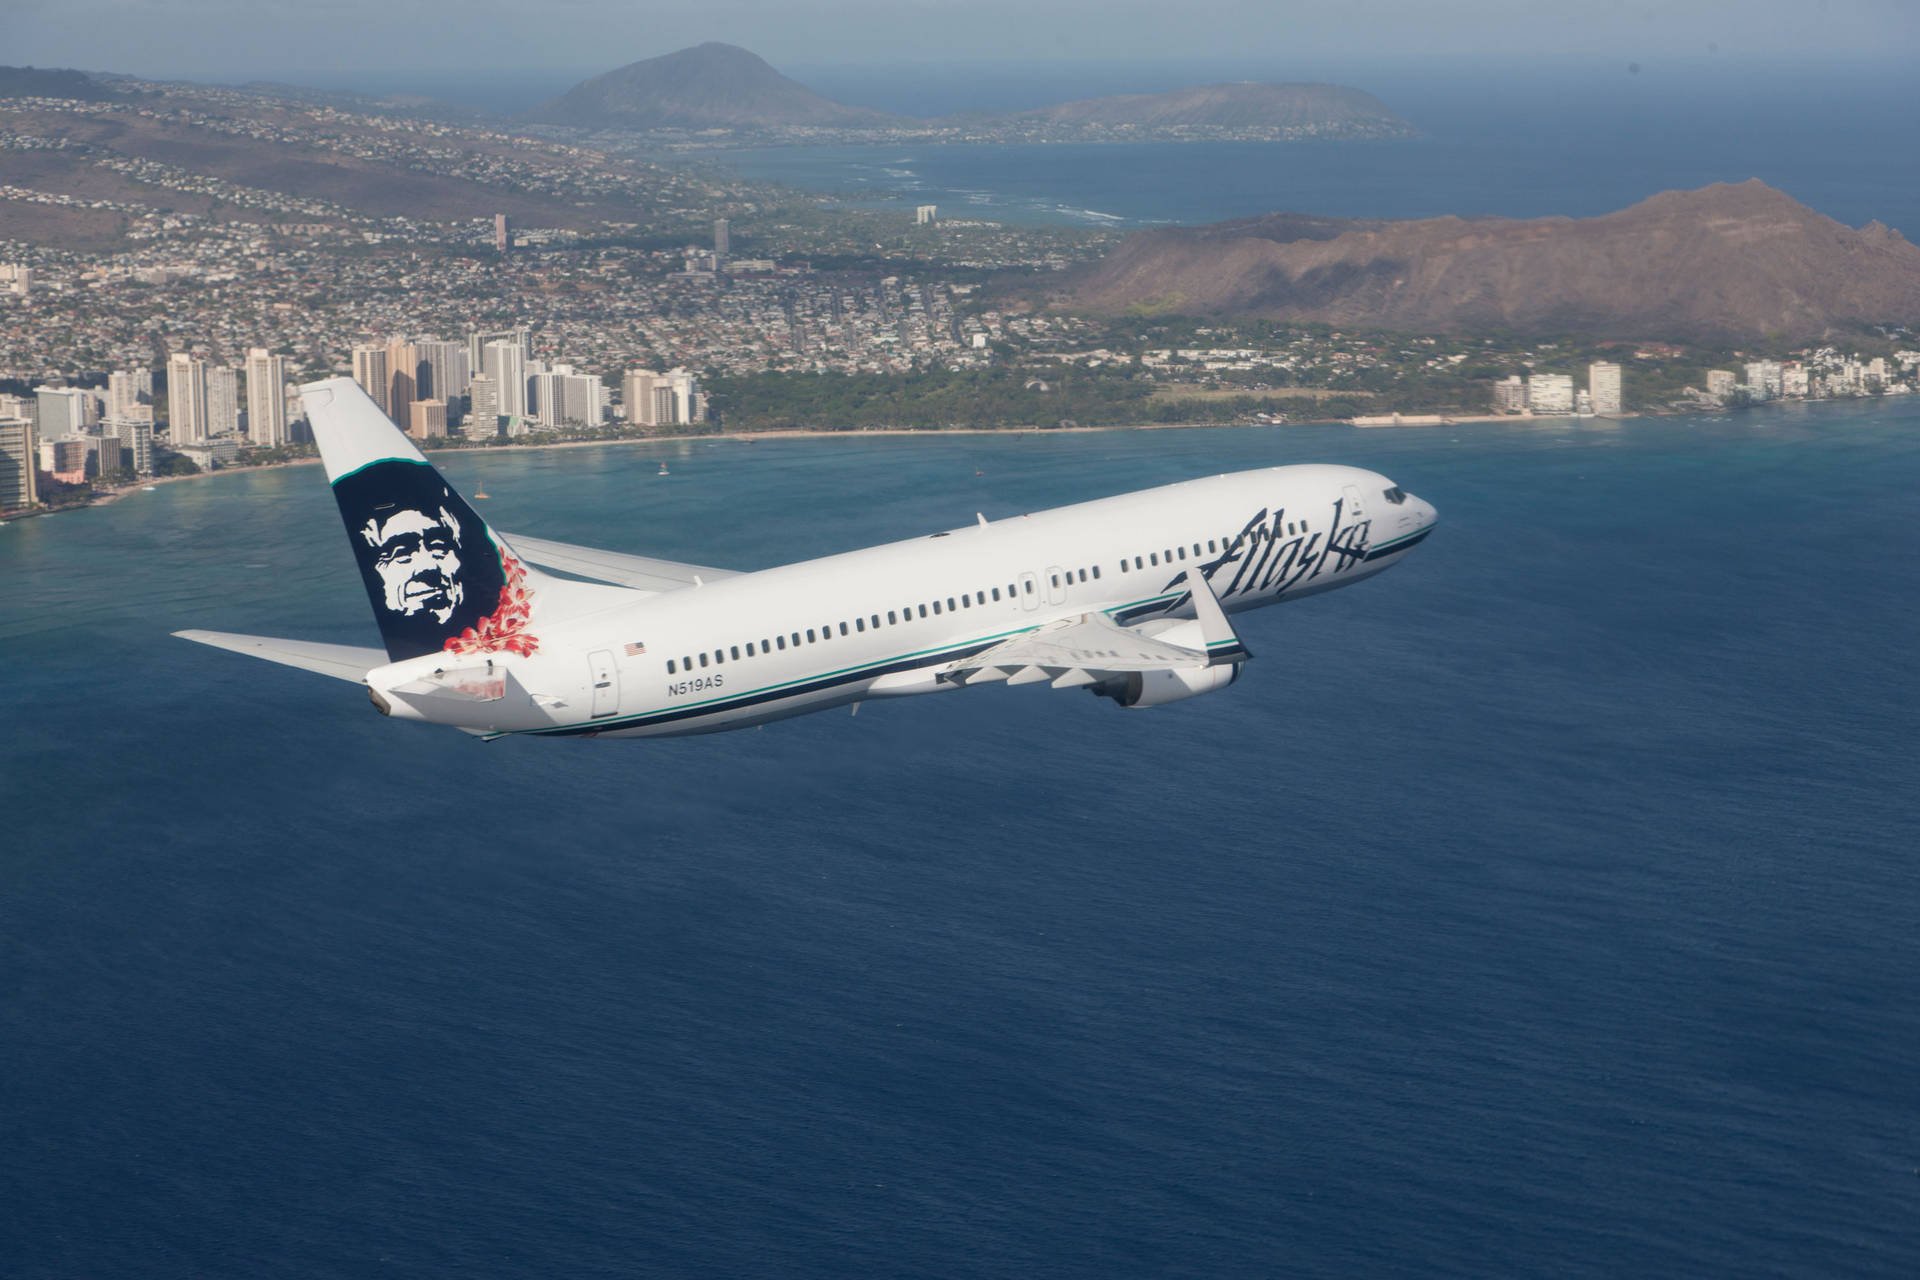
top-left (1097, 663), bottom-right (1241, 708)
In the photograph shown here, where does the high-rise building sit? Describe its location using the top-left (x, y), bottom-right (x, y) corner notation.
top-left (387, 340), bottom-right (421, 433)
top-left (1744, 360), bottom-right (1783, 400)
top-left (466, 374), bottom-right (499, 438)
top-left (1492, 375), bottom-right (1527, 413)
top-left (352, 344), bottom-right (391, 416)
top-left (1527, 372), bottom-right (1575, 415)
top-left (623, 369), bottom-right (664, 425)
top-left (1706, 369), bottom-right (1738, 400)
top-left (1589, 361), bottom-right (1623, 415)
top-left (0, 417), bottom-right (36, 510)
top-left (94, 435), bottom-right (126, 476)
top-left (408, 399), bottom-right (448, 440)
top-left (34, 386), bottom-right (92, 437)
top-left (207, 365), bottom-right (239, 436)
top-left (494, 213), bottom-right (510, 253)
top-left (167, 352), bottom-right (210, 442)
top-left (915, 205), bottom-right (937, 224)
top-left (714, 217), bottom-right (730, 256)
top-left (415, 339), bottom-right (468, 408)
top-left (245, 348), bottom-right (288, 447)
top-left (104, 418), bottom-right (154, 474)
top-left (109, 369), bottom-right (153, 419)
top-left (482, 340), bottom-right (528, 420)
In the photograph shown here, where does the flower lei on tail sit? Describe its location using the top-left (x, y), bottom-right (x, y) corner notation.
top-left (444, 549), bottom-right (540, 657)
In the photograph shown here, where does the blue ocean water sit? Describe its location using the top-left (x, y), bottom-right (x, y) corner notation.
top-left (4, 405), bottom-right (1918, 1277)
top-left (716, 59), bottom-right (1920, 231)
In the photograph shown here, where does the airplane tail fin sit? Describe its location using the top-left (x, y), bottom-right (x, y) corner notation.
top-left (301, 377), bottom-right (557, 664)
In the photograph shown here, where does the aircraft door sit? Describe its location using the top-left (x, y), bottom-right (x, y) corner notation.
top-left (588, 649), bottom-right (619, 718)
top-left (1045, 565), bottom-right (1068, 605)
top-left (1018, 570), bottom-right (1041, 611)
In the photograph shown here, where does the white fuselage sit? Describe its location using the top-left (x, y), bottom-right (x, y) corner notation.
top-left (369, 464), bottom-right (1437, 738)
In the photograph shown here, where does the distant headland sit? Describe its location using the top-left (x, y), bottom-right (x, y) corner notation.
top-left (524, 43), bottom-right (1415, 143)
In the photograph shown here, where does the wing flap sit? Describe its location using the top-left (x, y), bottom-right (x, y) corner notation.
top-left (498, 532), bottom-right (739, 594)
top-left (174, 630), bottom-right (386, 683)
top-left (939, 613), bottom-right (1211, 682)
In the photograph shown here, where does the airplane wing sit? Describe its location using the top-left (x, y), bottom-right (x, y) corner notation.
top-left (938, 613), bottom-right (1214, 687)
top-left (497, 532), bottom-right (740, 594)
top-left (937, 569), bottom-right (1251, 690)
top-left (174, 630), bottom-right (387, 683)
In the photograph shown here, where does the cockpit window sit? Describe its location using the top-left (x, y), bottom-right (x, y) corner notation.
top-left (1383, 486), bottom-right (1408, 505)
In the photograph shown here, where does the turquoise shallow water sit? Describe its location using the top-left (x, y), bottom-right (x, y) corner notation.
top-left (3, 405), bottom-right (1918, 1277)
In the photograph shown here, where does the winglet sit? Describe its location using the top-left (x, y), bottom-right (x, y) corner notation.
top-left (1186, 568), bottom-right (1253, 665)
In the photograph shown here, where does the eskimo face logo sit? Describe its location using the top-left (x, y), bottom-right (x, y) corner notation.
top-left (332, 459), bottom-right (510, 663)
top-left (362, 505), bottom-right (465, 623)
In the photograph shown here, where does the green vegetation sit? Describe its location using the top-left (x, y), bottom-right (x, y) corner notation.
top-left (705, 368), bottom-right (1318, 431)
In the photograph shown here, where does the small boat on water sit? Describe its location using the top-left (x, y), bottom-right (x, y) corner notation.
top-left (141, 485), bottom-right (157, 491)
top-left (473, 489), bottom-right (490, 499)
top-left (658, 463), bottom-right (670, 476)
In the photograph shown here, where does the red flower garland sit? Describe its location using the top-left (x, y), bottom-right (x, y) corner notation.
top-left (444, 548), bottom-right (540, 657)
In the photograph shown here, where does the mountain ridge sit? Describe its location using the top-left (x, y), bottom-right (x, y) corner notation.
top-left (1056, 181), bottom-right (1920, 341)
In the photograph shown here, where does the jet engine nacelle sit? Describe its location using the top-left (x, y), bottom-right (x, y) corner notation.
top-left (1100, 663), bottom-right (1241, 708)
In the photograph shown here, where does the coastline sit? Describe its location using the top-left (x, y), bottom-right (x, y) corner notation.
top-left (11, 399), bottom-right (1873, 524)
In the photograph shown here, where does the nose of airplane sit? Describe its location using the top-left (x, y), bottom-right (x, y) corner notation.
top-left (1410, 493), bottom-right (1438, 527)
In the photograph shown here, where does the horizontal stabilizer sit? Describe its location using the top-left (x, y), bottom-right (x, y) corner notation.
top-left (499, 532), bottom-right (739, 593)
top-left (174, 630), bottom-right (386, 683)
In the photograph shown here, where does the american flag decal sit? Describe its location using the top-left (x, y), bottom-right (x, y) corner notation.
top-left (624, 641), bottom-right (647, 656)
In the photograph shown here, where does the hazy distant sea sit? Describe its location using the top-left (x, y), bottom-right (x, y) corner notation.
top-left (714, 59), bottom-right (1920, 231)
top-left (4, 404), bottom-right (1919, 1277)
top-left (280, 57), bottom-right (1920, 231)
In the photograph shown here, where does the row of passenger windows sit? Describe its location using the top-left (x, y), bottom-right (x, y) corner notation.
top-left (659, 525), bottom-right (1315, 676)
top-left (665, 575), bottom-right (1047, 674)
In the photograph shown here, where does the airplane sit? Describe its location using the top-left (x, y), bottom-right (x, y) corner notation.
top-left (176, 377), bottom-right (1438, 740)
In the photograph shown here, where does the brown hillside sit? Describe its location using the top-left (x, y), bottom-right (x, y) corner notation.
top-left (1061, 181), bottom-right (1920, 340)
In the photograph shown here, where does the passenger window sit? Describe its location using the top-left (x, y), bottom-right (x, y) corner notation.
top-left (932, 601), bottom-right (942, 615)
top-left (699, 653), bottom-right (709, 668)
top-left (806, 629), bottom-right (816, 643)
top-left (1302, 519), bottom-right (1310, 531)
top-left (1078, 568), bottom-right (1087, 582)
top-left (683, 654), bottom-right (692, 669)
top-left (715, 650), bottom-right (724, 664)
top-left (855, 617), bottom-right (865, 632)
top-left (1119, 560), bottom-right (1128, 573)
top-left (871, 615), bottom-right (880, 628)
top-left (666, 659), bottom-right (676, 674)
top-left (839, 622), bottom-right (848, 636)
top-left (746, 642), bottom-right (755, 656)
top-left (1092, 565), bottom-right (1101, 580)
top-left (1208, 539), bottom-right (1217, 553)
top-left (991, 587), bottom-right (1001, 601)
top-left (888, 610), bottom-right (897, 624)
top-left (1050, 573), bottom-right (1059, 588)
top-left (791, 632), bottom-right (801, 646)
top-left (1023, 581), bottom-right (1033, 595)
top-left (1135, 556), bottom-right (1144, 569)
top-left (1149, 553), bottom-right (1158, 566)
top-left (730, 646), bottom-right (740, 660)
top-left (976, 591), bottom-right (985, 605)
top-left (960, 595), bottom-right (971, 609)
top-left (776, 635), bottom-right (786, 650)
top-left (947, 597), bottom-right (956, 611)
top-left (761, 639), bottom-right (770, 652)
top-left (918, 604), bottom-right (928, 617)
top-left (1288, 522), bottom-right (1295, 535)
